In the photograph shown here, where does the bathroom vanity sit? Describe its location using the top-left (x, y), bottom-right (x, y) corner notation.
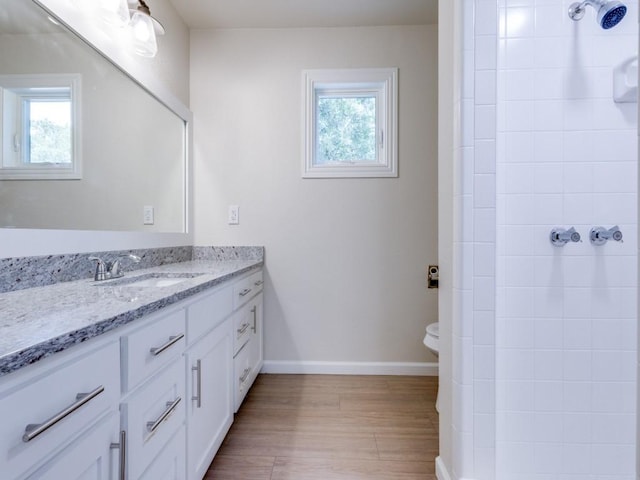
top-left (0, 252), bottom-right (263, 480)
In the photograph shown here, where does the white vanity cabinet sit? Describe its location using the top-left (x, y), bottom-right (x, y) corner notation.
top-left (0, 265), bottom-right (264, 480)
top-left (184, 284), bottom-right (234, 480)
top-left (0, 339), bottom-right (121, 480)
top-left (26, 413), bottom-right (120, 480)
top-left (232, 271), bottom-right (263, 412)
top-left (120, 306), bottom-right (187, 480)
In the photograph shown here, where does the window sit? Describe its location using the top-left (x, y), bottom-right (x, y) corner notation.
top-left (303, 68), bottom-right (398, 178)
top-left (0, 74), bottom-right (81, 180)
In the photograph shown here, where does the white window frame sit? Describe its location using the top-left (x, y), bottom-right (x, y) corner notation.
top-left (302, 68), bottom-right (398, 178)
top-left (0, 73), bottom-right (82, 180)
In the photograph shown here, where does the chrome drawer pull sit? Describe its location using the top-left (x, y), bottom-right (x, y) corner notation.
top-left (239, 288), bottom-right (252, 297)
top-left (146, 397), bottom-right (182, 435)
top-left (110, 430), bottom-right (126, 480)
top-left (254, 280), bottom-right (263, 287)
top-left (23, 385), bottom-right (105, 442)
top-left (237, 323), bottom-right (250, 336)
top-left (149, 333), bottom-right (184, 356)
top-left (251, 306), bottom-right (257, 333)
top-left (192, 360), bottom-right (202, 408)
top-left (239, 367), bottom-right (251, 384)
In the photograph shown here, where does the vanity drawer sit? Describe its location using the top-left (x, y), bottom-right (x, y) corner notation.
top-left (186, 286), bottom-right (233, 345)
top-left (121, 308), bottom-right (186, 392)
top-left (0, 341), bottom-right (120, 480)
top-left (233, 342), bottom-right (252, 412)
top-left (232, 303), bottom-right (253, 356)
top-left (122, 357), bottom-right (185, 480)
top-left (232, 270), bottom-right (263, 309)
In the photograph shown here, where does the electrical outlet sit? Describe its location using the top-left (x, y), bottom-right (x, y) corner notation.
top-left (143, 205), bottom-right (154, 225)
top-left (228, 205), bottom-right (239, 225)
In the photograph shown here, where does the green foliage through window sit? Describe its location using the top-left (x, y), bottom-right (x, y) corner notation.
top-left (315, 96), bottom-right (376, 164)
top-left (28, 100), bottom-right (72, 164)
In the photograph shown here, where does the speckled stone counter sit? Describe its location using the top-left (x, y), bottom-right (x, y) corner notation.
top-left (0, 249), bottom-right (263, 377)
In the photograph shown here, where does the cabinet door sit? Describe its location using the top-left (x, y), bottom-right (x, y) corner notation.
top-left (248, 292), bottom-right (264, 378)
top-left (139, 427), bottom-right (185, 480)
top-left (186, 317), bottom-right (233, 480)
top-left (27, 413), bottom-right (119, 480)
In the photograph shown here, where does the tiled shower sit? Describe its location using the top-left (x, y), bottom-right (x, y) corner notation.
top-left (451, 0), bottom-right (638, 478)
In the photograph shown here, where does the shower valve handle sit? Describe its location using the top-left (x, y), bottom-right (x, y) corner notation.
top-left (590, 226), bottom-right (623, 245)
top-left (550, 227), bottom-right (581, 247)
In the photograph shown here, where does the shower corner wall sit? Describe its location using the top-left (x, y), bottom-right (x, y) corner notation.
top-left (445, 0), bottom-right (639, 479)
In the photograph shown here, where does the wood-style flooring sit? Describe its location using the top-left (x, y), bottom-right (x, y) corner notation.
top-left (205, 374), bottom-right (439, 480)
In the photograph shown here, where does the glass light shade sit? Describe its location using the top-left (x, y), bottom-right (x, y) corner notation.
top-left (130, 11), bottom-right (157, 57)
top-left (98, 0), bottom-right (130, 27)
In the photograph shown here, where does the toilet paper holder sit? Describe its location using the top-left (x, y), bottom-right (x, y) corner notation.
top-left (428, 265), bottom-right (439, 289)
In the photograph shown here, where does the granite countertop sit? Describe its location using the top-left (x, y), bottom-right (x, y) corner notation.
top-left (0, 258), bottom-right (262, 377)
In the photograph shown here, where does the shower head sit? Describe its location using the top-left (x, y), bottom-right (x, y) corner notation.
top-left (568, 0), bottom-right (627, 29)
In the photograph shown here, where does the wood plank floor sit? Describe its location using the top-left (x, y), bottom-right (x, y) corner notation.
top-left (205, 374), bottom-right (439, 480)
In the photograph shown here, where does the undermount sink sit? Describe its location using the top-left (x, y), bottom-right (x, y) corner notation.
top-left (97, 272), bottom-right (204, 288)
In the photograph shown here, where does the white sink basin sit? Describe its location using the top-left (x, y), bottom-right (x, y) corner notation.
top-left (98, 272), bottom-right (203, 288)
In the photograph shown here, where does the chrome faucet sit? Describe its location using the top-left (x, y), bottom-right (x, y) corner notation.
top-left (590, 225), bottom-right (623, 245)
top-left (89, 254), bottom-right (141, 281)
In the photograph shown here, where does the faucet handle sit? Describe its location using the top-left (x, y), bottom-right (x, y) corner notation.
top-left (111, 254), bottom-right (141, 278)
top-left (550, 227), bottom-right (581, 247)
top-left (590, 225), bottom-right (623, 245)
top-left (88, 256), bottom-right (108, 281)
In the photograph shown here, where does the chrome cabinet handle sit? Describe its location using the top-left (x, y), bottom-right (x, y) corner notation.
top-left (251, 306), bottom-right (257, 333)
top-left (23, 385), bottom-right (105, 442)
top-left (149, 333), bottom-right (184, 356)
top-left (192, 360), bottom-right (202, 408)
top-left (110, 430), bottom-right (126, 480)
top-left (254, 280), bottom-right (263, 287)
top-left (239, 367), bottom-right (251, 384)
top-left (146, 397), bottom-right (181, 435)
top-left (237, 323), bottom-right (250, 336)
top-left (239, 288), bottom-right (252, 297)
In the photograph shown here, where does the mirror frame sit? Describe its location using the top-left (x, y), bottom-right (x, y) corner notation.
top-left (0, 0), bottom-right (193, 258)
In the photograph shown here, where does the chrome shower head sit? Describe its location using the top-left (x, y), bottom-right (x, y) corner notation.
top-left (568, 0), bottom-right (627, 29)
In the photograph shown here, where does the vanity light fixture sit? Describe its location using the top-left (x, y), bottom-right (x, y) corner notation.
top-left (130, 0), bottom-right (165, 58)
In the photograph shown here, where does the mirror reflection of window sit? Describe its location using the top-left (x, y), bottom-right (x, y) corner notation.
top-left (0, 74), bottom-right (80, 179)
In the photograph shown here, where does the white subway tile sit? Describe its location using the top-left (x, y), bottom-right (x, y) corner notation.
top-left (476, 69), bottom-right (497, 104)
top-left (563, 163), bottom-right (594, 194)
top-left (563, 413), bottom-right (592, 444)
top-left (534, 68), bottom-right (563, 99)
top-left (563, 350), bottom-right (592, 381)
top-left (533, 164), bottom-right (564, 193)
top-left (592, 161), bottom-right (637, 194)
top-left (476, 139), bottom-right (497, 174)
top-left (563, 381), bottom-right (592, 412)
top-left (506, 38), bottom-right (535, 69)
top-left (591, 413), bottom-right (636, 444)
top-left (534, 318), bottom-right (564, 349)
top-left (534, 350), bottom-right (563, 381)
top-left (533, 412), bottom-right (563, 444)
top-left (505, 131), bottom-right (535, 163)
top-left (592, 381), bottom-right (635, 413)
top-left (505, 100), bottom-right (535, 131)
top-left (534, 100), bottom-right (564, 131)
top-left (505, 69), bottom-right (534, 100)
top-left (477, 35), bottom-right (499, 70)
top-left (561, 444), bottom-right (592, 475)
top-left (534, 131), bottom-right (563, 162)
top-left (504, 379), bottom-right (534, 410)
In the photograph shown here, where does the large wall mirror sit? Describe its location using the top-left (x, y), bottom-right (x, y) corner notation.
top-left (0, 0), bottom-right (186, 233)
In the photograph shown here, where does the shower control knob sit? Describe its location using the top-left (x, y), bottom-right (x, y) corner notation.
top-left (550, 227), bottom-right (581, 247)
top-left (590, 226), bottom-right (623, 245)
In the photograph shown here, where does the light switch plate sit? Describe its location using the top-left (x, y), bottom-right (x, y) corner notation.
top-left (143, 205), bottom-right (154, 225)
top-left (228, 205), bottom-right (239, 225)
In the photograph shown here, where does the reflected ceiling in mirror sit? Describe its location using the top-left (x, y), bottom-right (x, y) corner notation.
top-left (0, 0), bottom-right (186, 233)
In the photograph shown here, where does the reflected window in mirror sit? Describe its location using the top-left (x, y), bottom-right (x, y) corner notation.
top-left (0, 74), bottom-right (81, 180)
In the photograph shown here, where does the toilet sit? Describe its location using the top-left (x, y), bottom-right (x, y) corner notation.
top-left (423, 322), bottom-right (440, 412)
top-left (423, 322), bottom-right (439, 357)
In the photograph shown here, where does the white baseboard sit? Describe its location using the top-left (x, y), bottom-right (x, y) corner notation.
top-left (261, 360), bottom-right (438, 376)
top-left (436, 457), bottom-right (452, 480)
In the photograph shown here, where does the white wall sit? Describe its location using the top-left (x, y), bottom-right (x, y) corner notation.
top-left (191, 25), bottom-right (439, 368)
